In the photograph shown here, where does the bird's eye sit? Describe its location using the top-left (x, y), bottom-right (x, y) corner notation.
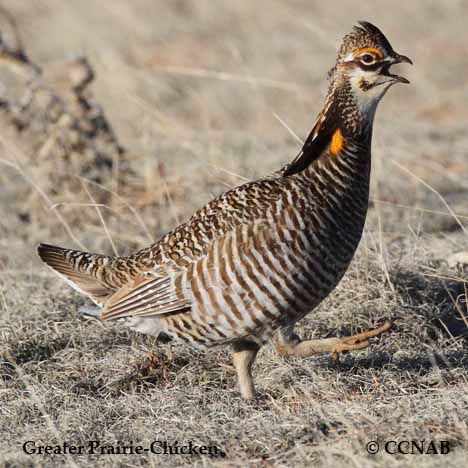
top-left (360, 53), bottom-right (376, 65)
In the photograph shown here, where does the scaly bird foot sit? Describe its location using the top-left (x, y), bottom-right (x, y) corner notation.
top-left (330, 321), bottom-right (392, 361)
top-left (276, 321), bottom-right (392, 358)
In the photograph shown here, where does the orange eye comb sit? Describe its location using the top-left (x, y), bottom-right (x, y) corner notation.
top-left (352, 47), bottom-right (383, 59)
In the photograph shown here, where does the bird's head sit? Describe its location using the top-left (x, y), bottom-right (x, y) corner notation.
top-left (283, 22), bottom-right (411, 176)
top-left (328, 21), bottom-right (412, 126)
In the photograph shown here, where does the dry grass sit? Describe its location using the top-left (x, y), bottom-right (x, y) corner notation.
top-left (1, 1), bottom-right (468, 466)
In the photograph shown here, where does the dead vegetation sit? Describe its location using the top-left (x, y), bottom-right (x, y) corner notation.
top-left (1, 1), bottom-right (468, 467)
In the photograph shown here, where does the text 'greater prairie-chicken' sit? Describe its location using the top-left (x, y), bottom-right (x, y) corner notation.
top-left (38, 21), bottom-right (411, 399)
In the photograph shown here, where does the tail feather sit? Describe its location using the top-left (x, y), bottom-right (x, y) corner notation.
top-left (37, 243), bottom-right (116, 305)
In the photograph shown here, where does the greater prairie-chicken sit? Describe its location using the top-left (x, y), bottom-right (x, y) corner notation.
top-left (38, 21), bottom-right (411, 398)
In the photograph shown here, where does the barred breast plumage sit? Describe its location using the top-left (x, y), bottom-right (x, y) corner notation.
top-left (38, 21), bottom-right (411, 398)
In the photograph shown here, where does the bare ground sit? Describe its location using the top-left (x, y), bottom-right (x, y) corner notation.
top-left (1, 1), bottom-right (468, 467)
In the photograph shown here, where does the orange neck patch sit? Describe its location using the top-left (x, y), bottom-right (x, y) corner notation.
top-left (352, 47), bottom-right (383, 59)
top-left (330, 128), bottom-right (344, 155)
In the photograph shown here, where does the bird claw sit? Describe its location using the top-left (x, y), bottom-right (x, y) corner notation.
top-left (330, 321), bottom-right (392, 362)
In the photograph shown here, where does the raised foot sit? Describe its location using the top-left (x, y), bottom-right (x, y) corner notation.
top-left (278, 321), bottom-right (392, 358)
top-left (329, 321), bottom-right (392, 360)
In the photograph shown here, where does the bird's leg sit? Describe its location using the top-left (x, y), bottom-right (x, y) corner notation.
top-left (274, 321), bottom-right (392, 359)
top-left (232, 340), bottom-right (260, 399)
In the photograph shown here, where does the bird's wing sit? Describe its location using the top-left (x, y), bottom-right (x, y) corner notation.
top-left (129, 176), bottom-right (288, 271)
top-left (100, 270), bottom-right (190, 320)
top-left (101, 221), bottom-right (296, 321)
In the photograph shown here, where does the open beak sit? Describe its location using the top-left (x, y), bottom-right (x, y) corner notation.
top-left (382, 52), bottom-right (413, 84)
top-left (394, 53), bottom-right (413, 65)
